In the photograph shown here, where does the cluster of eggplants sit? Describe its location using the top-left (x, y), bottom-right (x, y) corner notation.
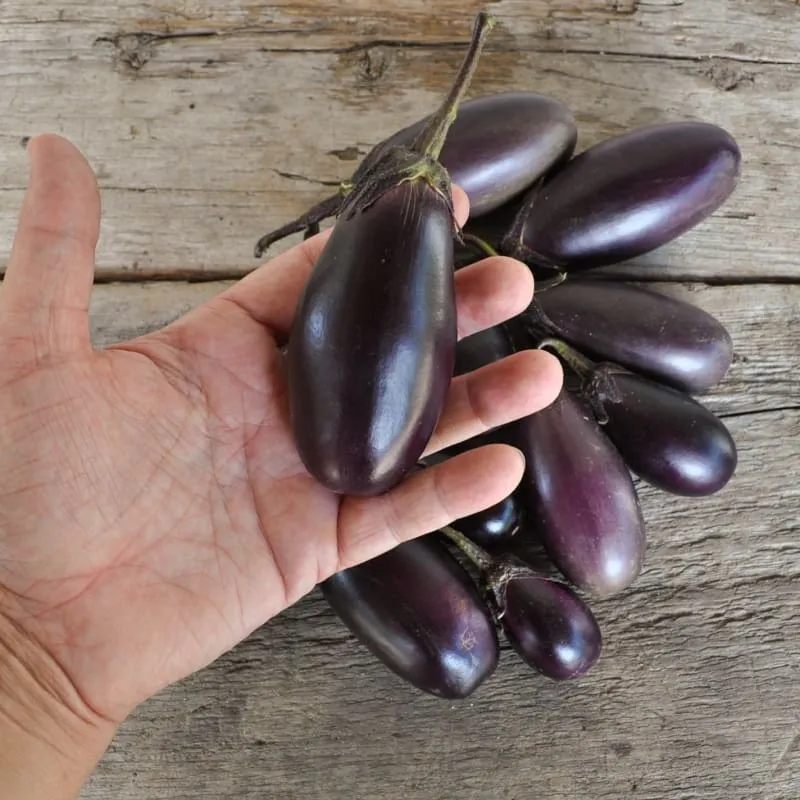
top-left (253, 11), bottom-right (744, 699)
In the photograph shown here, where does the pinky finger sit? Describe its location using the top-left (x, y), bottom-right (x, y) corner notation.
top-left (335, 444), bottom-right (525, 572)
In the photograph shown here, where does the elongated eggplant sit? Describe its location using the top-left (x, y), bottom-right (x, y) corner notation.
top-left (375, 92), bottom-right (577, 216)
top-left (513, 389), bottom-right (646, 597)
top-left (320, 536), bottom-right (499, 698)
top-left (501, 575), bottom-right (602, 680)
top-left (503, 122), bottom-right (740, 271)
top-left (588, 369), bottom-right (737, 496)
top-left (255, 92), bottom-right (577, 255)
top-left (532, 281), bottom-right (734, 393)
top-left (288, 13), bottom-right (495, 495)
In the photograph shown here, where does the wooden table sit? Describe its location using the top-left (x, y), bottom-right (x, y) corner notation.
top-left (1, 3), bottom-right (798, 798)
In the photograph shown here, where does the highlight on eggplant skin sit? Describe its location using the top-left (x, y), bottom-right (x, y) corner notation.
top-left (374, 92), bottom-right (579, 216)
top-left (513, 389), bottom-right (647, 597)
top-left (501, 575), bottom-right (602, 680)
top-left (590, 371), bottom-right (738, 497)
top-left (454, 495), bottom-right (521, 549)
top-left (288, 181), bottom-right (456, 496)
top-left (517, 121), bottom-right (741, 270)
top-left (320, 536), bottom-right (500, 699)
top-left (534, 282), bottom-right (734, 394)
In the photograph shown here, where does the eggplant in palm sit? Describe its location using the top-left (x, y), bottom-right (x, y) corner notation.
top-left (321, 536), bottom-right (499, 699)
top-left (287, 13), bottom-right (495, 495)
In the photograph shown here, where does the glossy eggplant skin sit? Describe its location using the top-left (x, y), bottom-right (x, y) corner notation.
top-left (362, 93), bottom-right (578, 217)
top-left (513, 390), bottom-right (646, 597)
top-left (593, 372), bottom-right (737, 496)
top-left (535, 282), bottom-right (734, 393)
top-left (454, 324), bottom-right (514, 375)
top-left (320, 536), bottom-right (499, 699)
top-left (519, 122), bottom-right (741, 270)
top-left (501, 576), bottom-right (602, 680)
top-left (454, 495), bottom-right (521, 548)
top-left (288, 181), bottom-right (456, 495)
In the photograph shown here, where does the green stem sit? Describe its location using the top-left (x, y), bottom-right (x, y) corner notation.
top-left (412, 11), bottom-right (496, 159)
top-left (537, 338), bottom-right (598, 379)
top-left (461, 232), bottom-right (499, 258)
top-left (440, 526), bottom-right (494, 572)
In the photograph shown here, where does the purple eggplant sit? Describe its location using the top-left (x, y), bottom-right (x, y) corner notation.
top-left (453, 323), bottom-right (514, 376)
top-left (513, 389), bottom-right (646, 597)
top-left (287, 13), bottom-right (495, 495)
top-left (255, 92), bottom-right (576, 255)
top-left (454, 495), bottom-right (521, 549)
top-left (501, 575), bottom-right (602, 680)
top-left (320, 536), bottom-right (499, 699)
top-left (375, 92), bottom-right (577, 216)
top-left (503, 122), bottom-right (740, 271)
top-left (531, 281), bottom-right (734, 393)
top-left (588, 369), bottom-right (737, 496)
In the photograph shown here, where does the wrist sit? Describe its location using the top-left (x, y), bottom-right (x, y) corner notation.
top-left (0, 611), bottom-right (117, 799)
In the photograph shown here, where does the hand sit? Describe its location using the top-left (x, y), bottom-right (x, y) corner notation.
top-left (0, 135), bottom-right (561, 759)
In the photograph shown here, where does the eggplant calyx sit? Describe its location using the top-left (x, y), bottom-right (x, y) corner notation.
top-left (485, 558), bottom-right (551, 618)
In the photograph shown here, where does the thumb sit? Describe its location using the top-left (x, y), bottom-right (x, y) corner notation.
top-left (0, 134), bottom-right (100, 358)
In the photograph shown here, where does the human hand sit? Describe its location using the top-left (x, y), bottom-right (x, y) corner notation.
top-left (0, 134), bottom-right (561, 791)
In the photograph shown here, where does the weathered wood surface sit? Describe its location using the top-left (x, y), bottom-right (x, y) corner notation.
top-left (78, 280), bottom-right (800, 800)
top-left (1, 2), bottom-right (799, 799)
top-left (1, 2), bottom-right (800, 279)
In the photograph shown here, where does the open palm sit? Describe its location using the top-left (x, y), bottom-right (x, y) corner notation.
top-left (0, 135), bottom-right (562, 724)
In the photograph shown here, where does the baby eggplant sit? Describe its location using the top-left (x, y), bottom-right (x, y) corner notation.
top-left (587, 369), bottom-right (738, 496)
top-left (287, 13), bottom-right (495, 495)
top-left (513, 389), bottom-right (646, 597)
top-left (532, 281), bottom-right (734, 393)
top-left (503, 121), bottom-right (741, 271)
top-left (255, 92), bottom-right (576, 255)
top-left (320, 535), bottom-right (499, 699)
top-left (454, 495), bottom-right (521, 549)
top-left (376, 92), bottom-right (578, 216)
top-left (453, 323), bottom-right (514, 376)
top-left (501, 575), bottom-right (602, 680)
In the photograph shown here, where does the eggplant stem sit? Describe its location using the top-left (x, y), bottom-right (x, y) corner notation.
top-left (411, 12), bottom-right (496, 159)
top-left (254, 191), bottom-right (344, 259)
top-left (535, 271), bottom-right (568, 292)
top-left (440, 525), bottom-right (495, 572)
top-left (461, 232), bottom-right (500, 259)
top-left (538, 338), bottom-right (597, 379)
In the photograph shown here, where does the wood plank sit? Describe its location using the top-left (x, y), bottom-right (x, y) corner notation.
top-left (87, 281), bottom-right (800, 417)
top-left (1, 15), bottom-right (799, 280)
top-left (79, 407), bottom-right (800, 800)
top-left (2, 1), bottom-right (800, 62)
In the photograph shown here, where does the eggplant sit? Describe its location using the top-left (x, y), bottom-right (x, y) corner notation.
top-left (513, 389), bottom-right (646, 597)
top-left (501, 575), bottom-right (602, 680)
top-left (321, 536), bottom-right (499, 699)
top-left (287, 13), bottom-right (495, 495)
top-left (374, 92), bottom-right (577, 216)
top-left (532, 281), bottom-right (734, 393)
top-left (255, 92), bottom-right (576, 256)
top-left (454, 495), bottom-right (521, 549)
top-left (503, 122), bottom-right (741, 271)
top-left (588, 370), bottom-right (737, 496)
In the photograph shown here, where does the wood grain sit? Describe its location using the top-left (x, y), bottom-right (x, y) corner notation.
top-left (2, 5), bottom-right (800, 280)
top-left (79, 279), bottom-right (799, 799)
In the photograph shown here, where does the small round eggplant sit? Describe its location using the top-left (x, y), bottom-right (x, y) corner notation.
top-left (512, 389), bottom-right (646, 597)
top-left (514, 122), bottom-right (741, 270)
top-left (288, 181), bottom-right (456, 495)
top-left (376, 92), bottom-right (578, 216)
top-left (454, 323), bottom-right (514, 376)
top-left (320, 536), bottom-right (499, 699)
top-left (590, 371), bottom-right (737, 496)
top-left (454, 495), bottom-right (521, 549)
top-left (533, 281), bottom-right (734, 393)
top-left (501, 575), bottom-right (602, 680)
